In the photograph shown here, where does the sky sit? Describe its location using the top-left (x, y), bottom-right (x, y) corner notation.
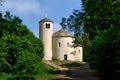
top-left (1, 0), bottom-right (82, 37)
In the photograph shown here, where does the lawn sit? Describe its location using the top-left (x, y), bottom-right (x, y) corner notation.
top-left (0, 63), bottom-right (59, 80)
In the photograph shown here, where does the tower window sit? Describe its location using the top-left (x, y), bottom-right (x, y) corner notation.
top-left (46, 23), bottom-right (50, 28)
top-left (58, 42), bottom-right (61, 47)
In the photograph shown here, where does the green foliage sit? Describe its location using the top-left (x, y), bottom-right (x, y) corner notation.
top-left (82, 0), bottom-right (120, 38)
top-left (82, 0), bottom-right (120, 79)
top-left (88, 26), bottom-right (120, 79)
top-left (60, 18), bottom-right (67, 29)
top-left (0, 11), bottom-right (44, 79)
top-left (60, 10), bottom-right (84, 36)
top-left (13, 51), bottom-right (40, 79)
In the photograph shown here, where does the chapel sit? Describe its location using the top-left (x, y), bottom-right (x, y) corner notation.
top-left (39, 18), bottom-right (83, 61)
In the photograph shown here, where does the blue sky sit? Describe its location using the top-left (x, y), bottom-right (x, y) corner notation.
top-left (1, 0), bottom-right (82, 37)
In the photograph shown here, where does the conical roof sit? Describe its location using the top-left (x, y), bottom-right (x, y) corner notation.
top-left (53, 29), bottom-right (73, 37)
top-left (39, 18), bottom-right (53, 23)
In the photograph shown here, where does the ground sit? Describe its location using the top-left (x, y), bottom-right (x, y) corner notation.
top-left (40, 61), bottom-right (99, 80)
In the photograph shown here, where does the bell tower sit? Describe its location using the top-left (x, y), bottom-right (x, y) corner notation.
top-left (39, 18), bottom-right (53, 60)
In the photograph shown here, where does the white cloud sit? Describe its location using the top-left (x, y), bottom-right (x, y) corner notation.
top-left (1, 0), bottom-right (41, 15)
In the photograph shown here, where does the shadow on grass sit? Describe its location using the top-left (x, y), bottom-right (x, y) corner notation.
top-left (60, 62), bottom-right (86, 67)
top-left (7, 77), bottom-right (35, 80)
top-left (49, 70), bottom-right (60, 74)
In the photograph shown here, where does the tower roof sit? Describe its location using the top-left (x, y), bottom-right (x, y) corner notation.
top-left (39, 18), bottom-right (53, 23)
top-left (53, 29), bottom-right (73, 37)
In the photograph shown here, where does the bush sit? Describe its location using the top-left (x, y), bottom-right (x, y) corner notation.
top-left (13, 51), bottom-right (41, 79)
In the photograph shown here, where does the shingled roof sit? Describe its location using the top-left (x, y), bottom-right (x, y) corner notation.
top-left (53, 29), bottom-right (73, 37)
top-left (39, 18), bottom-right (53, 23)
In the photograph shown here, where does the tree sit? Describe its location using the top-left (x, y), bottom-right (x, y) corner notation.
top-left (82, 0), bottom-right (120, 37)
top-left (82, 0), bottom-right (120, 79)
top-left (60, 18), bottom-right (67, 29)
top-left (0, 12), bottom-right (44, 79)
top-left (88, 26), bottom-right (120, 80)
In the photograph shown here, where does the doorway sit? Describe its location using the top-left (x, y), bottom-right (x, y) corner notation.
top-left (64, 54), bottom-right (67, 60)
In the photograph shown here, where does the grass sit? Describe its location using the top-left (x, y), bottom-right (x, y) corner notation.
top-left (0, 62), bottom-right (59, 80)
top-left (1, 61), bottom-right (85, 80)
top-left (0, 73), bottom-right (13, 80)
top-left (35, 63), bottom-right (60, 80)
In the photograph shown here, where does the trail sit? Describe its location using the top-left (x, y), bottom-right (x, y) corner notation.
top-left (44, 61), bottom-right (99, 80)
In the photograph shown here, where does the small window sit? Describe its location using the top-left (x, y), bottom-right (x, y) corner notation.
top-left (79, 50), bottom-right (80, 53)
top-left (58, 42), bottom-right (61, 47)
top-left (46, 24), bottom-right (50, 28)
top-left (67, 43), bottom-right (69, 47)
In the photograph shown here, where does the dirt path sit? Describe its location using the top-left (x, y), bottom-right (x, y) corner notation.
top-left (44, 61), bottom-right (99, 80)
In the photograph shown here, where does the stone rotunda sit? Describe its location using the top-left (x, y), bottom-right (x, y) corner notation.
top-left (39, 18), bottom-right (83, 61)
